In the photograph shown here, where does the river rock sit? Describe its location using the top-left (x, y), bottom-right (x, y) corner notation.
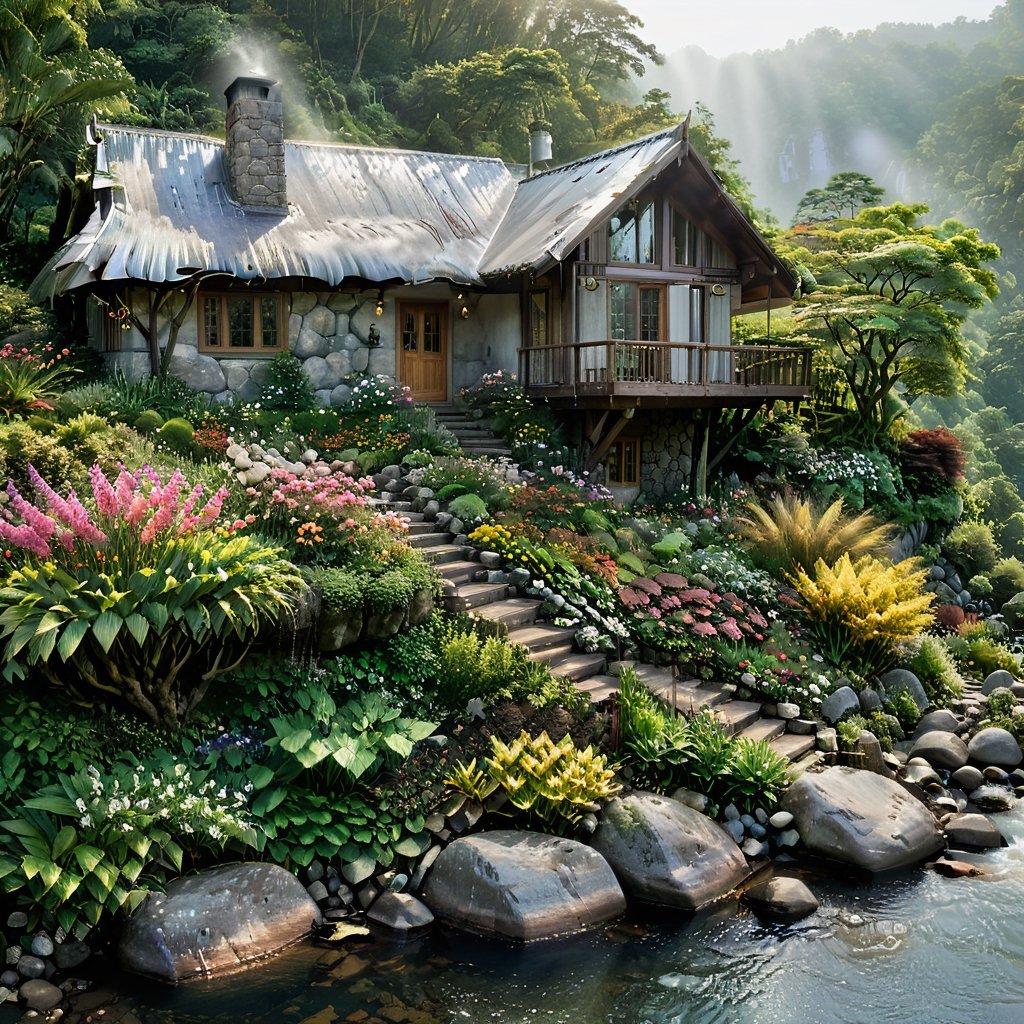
top-left (366, 892), bottom-right (434, 933)
top-left (52, 939), bottom-right (90, 971)
top-left (859, 687), bottom-right (884, 714)
top-left (944, 813), bottom-right (1004, 850)
top-left (741, 876), bottom-right (819, 920)
top-left (423, 831), bottom-right (625, 941)
top-left (970, 785), bottom-right (1015, 812)
top-left (950, 765), bottom-right (984, 791)
top-left (119, 863), bottom-right (322, 982)
top-left (16, 955), bottom-right (44, 979)
top-left (879, 669), bottom-right (929, 712)
top-left (909, 731), bottom-right (969, 770)
top-left (29, 934), bottom-right (53, 958)
top-left (591, 791), bottom-right (750, 910)
top-left (982, 670), bottom-right (1018, 695)
top-left (820, 685), bottom-right (860, 724)
top-left (18, 979), bottom-right (62, 1012)
top-left (967, 727), bottom-right (1023, 768)
top-left (781, 766), bottom-right (944, 871)
top-left (914, 710), bottom-right (962, 737)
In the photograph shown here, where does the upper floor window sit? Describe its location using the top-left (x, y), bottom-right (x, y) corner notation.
top-left (199, 292), bottom-right (285, 354)
top-left (609, 200), bottom-right (656, 264)
top-left (672, 209), bottom-right (733, 269)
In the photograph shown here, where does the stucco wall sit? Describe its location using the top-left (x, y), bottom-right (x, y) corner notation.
top-left (451, 292), bottom-right (520, 394)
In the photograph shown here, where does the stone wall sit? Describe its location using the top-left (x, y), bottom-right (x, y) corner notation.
top-left (638, 412), bottom-right (695, 500)
top-left (224, 80), bottom-right (286, 209)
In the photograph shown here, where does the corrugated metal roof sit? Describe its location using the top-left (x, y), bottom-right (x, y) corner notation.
top-left (479, 124), bottom-right (685, 277)
top-left (44, 126), bottom-right (518, 292)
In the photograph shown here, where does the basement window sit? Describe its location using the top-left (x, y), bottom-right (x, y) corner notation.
top-left (199, 292), bottom-right (286, 354)
top-left (606, 437), bottom-right (641, 486)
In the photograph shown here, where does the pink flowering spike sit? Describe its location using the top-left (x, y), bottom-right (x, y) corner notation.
top-left (140, 514), bottom-right (159, 544)
top-left (197, 487), bottom-right (229, 527)
top-left (180, 483), bottom-right (204, 518)
top-left (65, 490), bottom-right (106, 545)
top-left (27, 464), bottom-right (77, 528)
top-left (6, 481), bottom-right (57, 544)
top-left (0, 519), bottom-right (52, 559)
top-left (114, 469), bottom-right (137, 513)
top-left (125, 493), bottom-right (150, 527)
top-left (89, 465), bottom-right (119, 518)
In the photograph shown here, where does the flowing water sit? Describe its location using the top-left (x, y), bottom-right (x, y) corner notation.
top-left (62, 803), bottom-right (1024, 1024)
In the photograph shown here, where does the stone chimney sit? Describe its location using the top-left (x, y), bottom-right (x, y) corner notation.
top-left (224, 75), bottom-right (286, 209)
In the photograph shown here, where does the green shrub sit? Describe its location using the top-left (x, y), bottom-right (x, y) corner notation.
top-left (987, 688), bottom-right (1017, 718)
top-left (158, 416), bottom-right (196, 455)
top-left (447, 730), bottom-right (620, 835)
top-left (946, 623), bottom-right (1021, 678)
top-left (990, 556), bottom-right (1024, 607)
top-left (262, 351), bottom-right (314, 410)
top-left (968, 574), bottom-right (993, 598)
top-left (436, 482), bottom-right (469, 502)
top-left (943, 520), bottom-right (999, 579)
top-left (885, 690), bottom-right (920, 732)
top-left (722, 738), bottom-right (791, 813)
top-left (448, 492), bottom-right (487, 523)
top-left (134, 409), bottom-right (164, 434)
top-left (904, 634), bottom-right (964, 707)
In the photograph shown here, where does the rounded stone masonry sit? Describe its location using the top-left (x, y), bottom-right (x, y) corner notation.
top-left (781, 766), bottom-right (944, 871)
top-left (119, 862), bottom-right (322, 982)
top-left (422, 831), bottom-right (625, 942)
top-left (591, 791), bottom-right (750, 910)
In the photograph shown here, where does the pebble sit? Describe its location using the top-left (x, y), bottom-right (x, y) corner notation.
top-left (5, 913), bottom-right (27, 930)
top-left (769, 811), bottom-right (794, 830)
top-left (777, 703), bottom-right (800, 720)
top-left (754, 808), bottom-right (769, 825)
top-left (724, 820), bottom-right (745, 843)
top-left (749, 823), bottom-right (767, 840)
top-left (0, 972), bottom-right (16, 988)
top-left (742, 838), bottom-right (769, 859)
top-left (29, 935), bottom-right (54, 959)
top-left (307, 881), bottom-right (328, 902)
top-left (723, 804), bottom-right (741, 821)
top-left (306, 861), bottom-right (325, 883)
top-left (950, 766), bottom-right (984, 791)
top-left (983, 766), bottom-right (1009, 783)
top-left (19, 979), bottom-right (62, 1012)
top-left (4, 948), bottom-right (19, 965)
top-left (740, 814), bottom-right (756, 829)
top-left (777, 828), bottom-right (801, 848)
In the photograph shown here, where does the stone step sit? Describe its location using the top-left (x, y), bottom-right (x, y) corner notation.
top-left (543, 651), bottom-right (608, 682)
top-left (405, 521), bottom-right (437, 535)
top-left (471, 598), bottom-right (543, 635)
top-left (507, 623), bottom-right (578, 655)
top-left (423, 545), bottom-right (468, 566)
top-left (575, 674), bottom-right (620, 702)
top-left (768, 732), bottom-right (817, 763)
top-left (526, 641), bottom-right (575, 666)
top-left (436, 560), bottom-right (485, 585)
top-left (734, 717), bottom-right (787, 744)
top-left (407, 531), bottom-right (455, 549)
top-left (444, 582), bottom-right (511, 612)
top-left (634, 667), bottom-right (732, 712)
top-left (368, 497), bottom-right (420, 515)
top-left (712, 700), bottom-right (764, 737)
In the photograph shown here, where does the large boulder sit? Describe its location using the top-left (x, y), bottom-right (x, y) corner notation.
top-left (878, 669), bottom-right (930, 712)
top-left (820, 685), bottom-right (860, 724)
top-left (968, 727), bottom-right (1023, 768)
top-left (590, 791), bottom-right (750, 910)
top-left (982, 670), bottom-right (1018, 695)
top-left (781, 767), bottom-right (944, 871)
top-left (119, 863), bottom-right (321, 982)
top-left (422, 831), bottom-right (625, 942)
top-left (909, 731), bottom-right (969, 770)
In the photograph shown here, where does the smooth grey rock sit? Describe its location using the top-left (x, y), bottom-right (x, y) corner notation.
top-left (669, 788), bottom-right (708, 813)
top-left (29, 935), bottom-right (53, 958)
top-left (0, 971), bottom-right (16, 988)
top-left (724, 819), bottom-right (745, 843)
top-left (18, 979), bottom-right (62, 1012)
top-left (769, 811), bottom-right (794, 830)
top-left (119, 863), bottom-right (321, 982)
top-left (950, 765), bottom-right (984, 791)
top-left (982, 670), bottom-right (1018, 695)
top-left (968, 728), bottom-right (1023, 768)
top-left (307, 881), bottom-right (328, 902)
top-left (51, 939), bottom-right (90, 971)
top-left (983, 765), bottom-right (1009, 783)
top-left (902, 763), bottom-right (942, 787)
top-left (820, 685), bottom-right (860, 724)
top-left (742, 876), bottom-right (818, 920)
top-left (591, 791), bottom-right (750, 910)
top-left (781, 767), bottom-right (944, 871)
top-left (303, 304), bottom-right (336, 338)
top-left (723, 804), bottom-right (741, 821)
top-left (910, 731), bottom-right (969, 770)
top-left (914, 710), bottom-right (962, 737)
top-left (5, 913), bottom-right (27, 930)
top-left (789, 718), bottom-right (816, 735)
top-left (166, 347), bottom-right (226, 394)
top-left (778, 828), bottom-right (800, 847)
top-left (742, 838), bottom-right (769, 858)
top-left (366, 892), bottom-right (434, 932)
top-left (859, 687), bottom-right (884, 714)
top-left (16, 956), bottom-right (44, 979)
top-left (777, 702), bottom-right (800, 720)
top-left (945, 813), bottom-right (1004, 850)
top-left (423, 831), bottom-right (625, 941)
top-left (855, 730), bottom-right (892, 776)
top-left (879, 670), bottom-right (930, 712)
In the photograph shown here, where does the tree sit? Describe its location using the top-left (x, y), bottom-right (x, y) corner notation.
top-left (794, 172), bottom-right (886, 223)
top-left (786, 202), bottom-right (1000, 441)
top-left (0, 0), bottom-right (131, 238)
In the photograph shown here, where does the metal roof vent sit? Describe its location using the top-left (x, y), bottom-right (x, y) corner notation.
top-left (528, 120), bottom-right (553, 177)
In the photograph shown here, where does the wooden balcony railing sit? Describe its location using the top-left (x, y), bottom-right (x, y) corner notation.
top-left (518, 340), bottom-right (812, 398)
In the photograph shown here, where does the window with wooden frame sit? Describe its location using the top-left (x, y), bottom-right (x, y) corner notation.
top-left (198, 292), bottom-right (286, 354)
top-left (608, 199), bottom-right (656, 264)
top-left (671, 208), bottom-right (732, 269)
top-left (606, 437), bottom-right (641, 486)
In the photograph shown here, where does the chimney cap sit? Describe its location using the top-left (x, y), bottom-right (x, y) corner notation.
top-left (225, 75), bottom-right (278, 105)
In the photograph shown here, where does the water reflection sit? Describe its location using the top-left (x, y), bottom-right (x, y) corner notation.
top-left (35, 806), bottom-right (1024, 1024)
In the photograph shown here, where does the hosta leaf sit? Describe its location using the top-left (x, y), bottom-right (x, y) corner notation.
top-left (393, 834), bottom-right (430, 857)
top-left (56, 618), bottom-right (89, 661)
top-left (90, 611), bottom-right (123, 654)
top-left (247, 765), bottom-right (274, 790)
top-left (123, 613), bottom-right (150, 646)
top-left (51, 825), bottom-right (77, 860)
top-left (74, 845), bottom-right (104, 873)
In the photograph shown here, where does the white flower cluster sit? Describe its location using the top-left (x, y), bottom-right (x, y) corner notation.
top-left (801, 448), bottom-right (883, 488)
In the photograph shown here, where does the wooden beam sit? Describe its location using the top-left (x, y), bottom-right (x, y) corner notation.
top-left (707, 404), bottom-right (762, 474)
top-left (587, 410), bottom-right (610, 447)
top-left (586, 409), bottom-right (636, 472)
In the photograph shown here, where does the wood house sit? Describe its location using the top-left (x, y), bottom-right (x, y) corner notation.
top-left (35, 76), bottom-right (809, 498)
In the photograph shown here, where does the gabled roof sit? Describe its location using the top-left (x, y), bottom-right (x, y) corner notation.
top-left (37, 126), bottom-right (517, 297)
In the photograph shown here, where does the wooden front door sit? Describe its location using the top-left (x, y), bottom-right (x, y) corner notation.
top-left (398, 303), bottom-right (447, 402)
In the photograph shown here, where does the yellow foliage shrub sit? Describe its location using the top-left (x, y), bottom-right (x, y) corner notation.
top-left (790, 554), bottom-right (935, 671)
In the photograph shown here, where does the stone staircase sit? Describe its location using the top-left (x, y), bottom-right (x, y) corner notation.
top-left (382, 497), bottom-right (819, 769)
top-left (429, 405), bottom-right (513, 459)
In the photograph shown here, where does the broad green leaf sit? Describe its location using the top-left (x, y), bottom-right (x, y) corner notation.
top-left (90, 611), bottom-right (123, 654)
top-left (74, 845), bottom-right (104, 873)
top-left (123, 613), bottom-right (150, 646)
top-left (56, 618), bottom-right (89, 661)
top-left (51, 825), bottom-right (77, 860)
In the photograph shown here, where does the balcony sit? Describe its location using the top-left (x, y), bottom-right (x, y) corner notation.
top-left (518, 340), bottom-right (812, 409)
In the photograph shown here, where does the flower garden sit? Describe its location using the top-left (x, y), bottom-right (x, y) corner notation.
top-left (0, 347), bottom-right (1022, 991)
